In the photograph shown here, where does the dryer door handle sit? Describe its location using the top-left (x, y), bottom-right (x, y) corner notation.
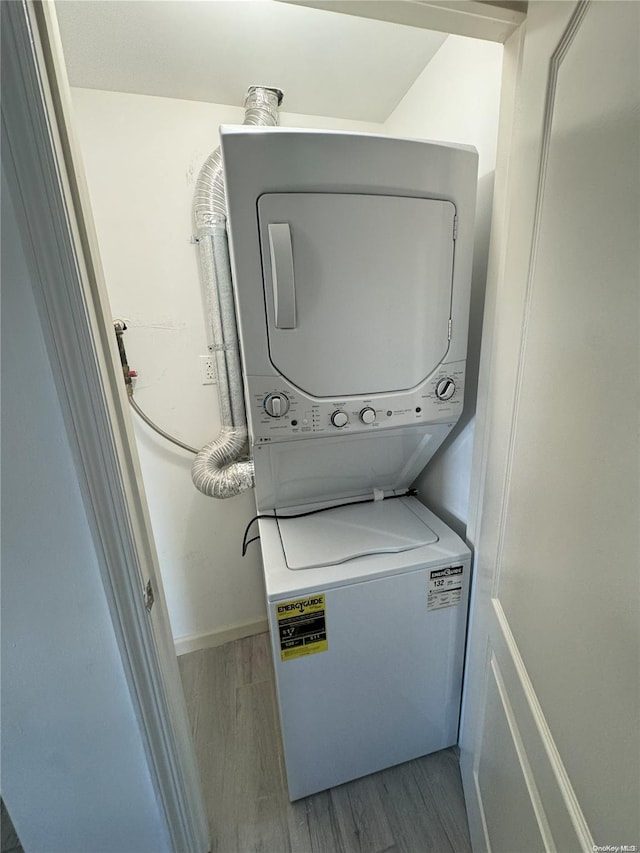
top-left (268, 223), bottom-right (297, 329)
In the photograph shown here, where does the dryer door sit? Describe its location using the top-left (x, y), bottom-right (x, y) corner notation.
top-left (258, 193), bottom-right (455, 397)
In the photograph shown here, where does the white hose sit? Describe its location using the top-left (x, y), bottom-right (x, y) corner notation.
top-left (191, 86), bottom-right (282, 498)
top-left (191, 427), bottom-right (254, 499)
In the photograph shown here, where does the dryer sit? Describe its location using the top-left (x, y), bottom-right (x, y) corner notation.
top-left (220, 127), bottom-right (477, 799)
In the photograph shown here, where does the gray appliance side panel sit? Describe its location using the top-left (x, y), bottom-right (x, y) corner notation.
top-left (253, 423), bottom-right (455, 512)
top-left (220, 128), bottom-right (478, 384)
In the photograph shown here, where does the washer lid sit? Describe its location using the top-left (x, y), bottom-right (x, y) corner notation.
top-left (276, 499), bottom-right (438, 570)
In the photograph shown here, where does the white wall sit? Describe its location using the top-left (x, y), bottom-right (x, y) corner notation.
top-left (1, 172), bottom-right (170, 852)
top-left (72, 37), bottom-right (502, 647)
top-left (71, 87), bottom-right (383, 649)
top-left (384, 35), bottom-right (503, 539)
top-left (71, 35), bottom-right (503, 648)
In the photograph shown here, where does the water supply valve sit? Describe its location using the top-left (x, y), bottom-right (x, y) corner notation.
top-left (114, 319), bottom-right (136, 396)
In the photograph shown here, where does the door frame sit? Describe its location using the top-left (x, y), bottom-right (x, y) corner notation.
top-left (1, 2), bottom-right (209, 850)
top-left (459, 3), bottom-right (600, 849)
top-left (3, 0), bottom-right (527, 847)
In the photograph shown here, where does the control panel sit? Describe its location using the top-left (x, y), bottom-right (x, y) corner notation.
top-left (248, 361), bottom-right (465, 443)
top-left (435, 378), bottom-right (456, 401)
top-left (264, 392), bottom-right (290, 418)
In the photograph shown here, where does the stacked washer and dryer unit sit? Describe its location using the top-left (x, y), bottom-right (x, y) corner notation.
top-left (220, 126), bottom-right (478, 801)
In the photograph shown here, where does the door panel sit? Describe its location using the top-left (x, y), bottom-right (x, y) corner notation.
top-left (476, 657), bottom-right (547, 853)
top-left (497, 1), bottom-right (639, 836)
top-left (258, 193), bottom-right (455, 396)
top-left (462, 2), bottom-right (640, 851)
top-left (473, 600), bottom-right (591, 852)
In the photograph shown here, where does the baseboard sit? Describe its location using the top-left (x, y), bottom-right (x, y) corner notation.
top-left (174, 618), bottom-right (269, 656)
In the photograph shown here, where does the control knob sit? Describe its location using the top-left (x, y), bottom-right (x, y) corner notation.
top-left (264, 393), bottom-right (290, 417)
top-left (435, 378), bottom-right (456, 401)
top-left (331, 410), bottom-right (349, 428)
top-left (360, 407), bottom-right (376, 424)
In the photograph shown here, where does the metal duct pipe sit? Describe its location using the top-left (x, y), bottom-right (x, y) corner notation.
top-left (191, 86), bottom-right (283, 498)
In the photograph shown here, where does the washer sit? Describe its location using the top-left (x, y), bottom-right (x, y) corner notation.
top-left (220, 127), bottom-right (478, 801)
top-left (259, 497), bottom-right (470, 800)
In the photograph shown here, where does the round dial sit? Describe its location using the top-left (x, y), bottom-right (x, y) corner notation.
top-left (264, 393), bottom-right (290, 417)
top-left (360, 407), bottom-right (376, 424)
top-left (331, 410), bottom-right (349, 428)
top-left (435, 378), bottom-right (456, 401)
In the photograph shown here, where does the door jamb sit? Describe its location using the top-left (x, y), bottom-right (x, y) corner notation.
top-left (1, 2), bottom-right (209, 850)
top-left (278, 0), bottom-right (526, 43)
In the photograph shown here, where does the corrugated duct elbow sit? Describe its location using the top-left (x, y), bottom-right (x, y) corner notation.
top-left (191, 86), bottom-right (282, 498)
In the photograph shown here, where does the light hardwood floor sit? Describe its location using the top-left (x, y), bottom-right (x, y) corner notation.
top-left (178, 633), bottom-right (472, 853)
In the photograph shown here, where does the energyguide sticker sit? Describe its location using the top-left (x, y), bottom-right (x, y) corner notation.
top-left (428, 566), bottom-right (464, 611)
top-left (276, 594), bottom-right (328, 661)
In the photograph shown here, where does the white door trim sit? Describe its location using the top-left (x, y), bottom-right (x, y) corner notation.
top-left (460, 1), bottom-right (617, 849)
top-left (278, 0), bottom-right (527, 42)
top-left (490, 600), bottom-right (594, 849)
top-left (1, 2), bottom-right (209, 850)
top-left (492, 0), bottom-right (591, 591)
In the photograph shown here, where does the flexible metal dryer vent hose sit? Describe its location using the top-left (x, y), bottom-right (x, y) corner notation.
top-left (191, 86), bottom-right (283, 499)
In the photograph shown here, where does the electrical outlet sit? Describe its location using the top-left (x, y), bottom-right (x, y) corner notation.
top-left (200, 355), bottom-right (216, 385)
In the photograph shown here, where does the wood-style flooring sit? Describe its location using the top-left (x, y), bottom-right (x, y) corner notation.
top-left (178, 632), bottom-right (472, 853)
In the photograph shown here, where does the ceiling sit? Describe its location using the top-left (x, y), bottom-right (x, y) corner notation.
top-left (55, 1), bottom-right (448, 122)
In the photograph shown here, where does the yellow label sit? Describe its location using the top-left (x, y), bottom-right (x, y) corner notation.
top-left (276, 594), bottom-right (328, 661)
